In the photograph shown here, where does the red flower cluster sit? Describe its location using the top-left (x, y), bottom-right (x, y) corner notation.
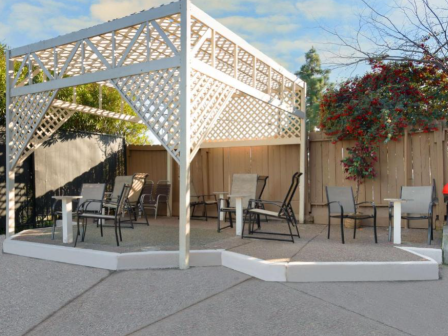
top-left (319, 61), bottom-right (448, 184)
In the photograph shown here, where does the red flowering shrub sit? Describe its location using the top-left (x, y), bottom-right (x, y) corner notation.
top-left (320, 61), bottom-right (448, 188)
top-left (342, 143), bottom-right (378, 202)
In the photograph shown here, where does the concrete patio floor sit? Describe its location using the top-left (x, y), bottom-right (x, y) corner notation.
top-left (11, 217), bottom-right (442, 262)
top-left (1, 234), bottom-right (447, 336)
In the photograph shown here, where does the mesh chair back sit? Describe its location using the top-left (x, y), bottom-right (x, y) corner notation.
top-left (280, 173), bottom-right (301, 212)
top-left (78, 183), bottom-right (106, 212)
top-left (128, 173), bottom-right (148, 203)
top-left (116, 184), bottom-right (132, 217)
top-left (111, 176), bottom-right (133, 200)
top-left (326, 186), bottom-right (356, 214)
top-left (229, 174), bottom-right (258, 208)
top-left (256, 176), bottom-right (269, 200)
top-left (155, 181), bottom-right (171, 198)
top-left (401, 186), bottom-right (433, 214)
top-left (140, 181), bottom-right (154, 204)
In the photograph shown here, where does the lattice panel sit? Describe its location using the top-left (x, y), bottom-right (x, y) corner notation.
top-left (11, 13), bottom-right (182, 88)
top-left (18, 103), bottom-right (76, 164)
top-left (111, 67), bottom-right (181, 162)
top-left (190, 70), bottom-right (235, 155)
top-left (205, 94), bottom-right (301, 143)
top-left (9, 90), bottom-right (58, 168)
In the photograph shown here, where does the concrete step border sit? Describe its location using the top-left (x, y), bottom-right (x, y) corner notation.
top-left (3, 233), bottom-right (441, 282)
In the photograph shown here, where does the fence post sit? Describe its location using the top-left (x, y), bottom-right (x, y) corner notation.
top-left (434, 124), bottom-right (445, 229)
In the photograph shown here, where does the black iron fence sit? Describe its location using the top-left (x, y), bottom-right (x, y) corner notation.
top-left (0, 131), bottom-right (126, 234)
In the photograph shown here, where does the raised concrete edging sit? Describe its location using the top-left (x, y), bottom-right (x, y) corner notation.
top-left (3, 234), bottom-right (441, 282)
top-left (221, 251), bottom-right (287, 281)
top-left (3, 235), bottom-right (223, 271)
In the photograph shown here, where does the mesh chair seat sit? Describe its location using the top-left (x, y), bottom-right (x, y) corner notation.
top-left (248, 208), bottom-right (279, 218)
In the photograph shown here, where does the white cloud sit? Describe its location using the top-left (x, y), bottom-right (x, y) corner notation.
top-left (295, 0), bottom-right (353, 20)
top-left (219, 15), bottom-right (300, 37)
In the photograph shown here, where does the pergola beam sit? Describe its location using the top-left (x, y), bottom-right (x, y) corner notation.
top-left (191, 58), bottom-right (303, 116)
top-left (11, 57), bottom-right (181, 97)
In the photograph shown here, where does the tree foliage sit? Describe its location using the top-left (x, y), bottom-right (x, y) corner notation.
top-left (296, 47), bottom-right (331, 130)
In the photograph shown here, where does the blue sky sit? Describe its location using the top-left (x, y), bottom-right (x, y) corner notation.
top-left (0, 0), bottom-right (373, 82)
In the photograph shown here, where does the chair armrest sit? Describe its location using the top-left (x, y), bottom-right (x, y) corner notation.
top-left (52, 199), bottom-right (62, 214)
top-left (248, 199), bottom-right (283, 209)
top-left (78, 199), bottom-right (103, 214)
top-left (140, 194), bottom-right (153, 204)
top-left (326, 201), bottom-right (344, 214)
top-left (356, 201), bottom-right (376, 215)
top-left (156, 194), bottom-right (169, 203)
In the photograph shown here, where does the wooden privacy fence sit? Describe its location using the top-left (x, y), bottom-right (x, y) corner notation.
top-left (308, 129), bottom-right (446, 227)
top-left (127, 145), bottom-right (301, 217)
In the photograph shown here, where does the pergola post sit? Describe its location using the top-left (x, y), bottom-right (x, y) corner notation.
top-left (166, 153), bottom-right (173, 217)
top-left (179, 0), bottom-right (192, 269)
top-left (5, 50), bottom-right (15, 237)
top-left (299, 83), bottom-right (307, 223)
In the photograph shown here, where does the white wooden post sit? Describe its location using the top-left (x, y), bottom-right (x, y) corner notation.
top-left (166, 151), bottom-right (173, 217)
top-left (298, 83), bottom-right (307, 223)
top-left (179, 0), bottom-right (191, 269)
top-left (5, 50), bottom-right (15, 238)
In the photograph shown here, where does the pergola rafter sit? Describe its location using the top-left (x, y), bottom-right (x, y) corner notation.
top-left (5, 0), bottom-right (306, 269)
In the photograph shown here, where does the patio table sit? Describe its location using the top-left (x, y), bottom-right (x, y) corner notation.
top-left (52, 196), bottom-right (82, 244)
top-left (228, 194), bottom-right (250, 236)
top-left (213, 191), bottom-right (229, 221)
top-left (384, 198), bottom-right (412, 244)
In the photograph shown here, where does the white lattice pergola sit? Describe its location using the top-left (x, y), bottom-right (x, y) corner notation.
top-left (5, 0), bottom-right (306, 268)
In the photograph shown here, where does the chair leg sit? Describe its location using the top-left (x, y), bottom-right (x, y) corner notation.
top-left (340, 215), bottom-right (345, 244)
top-left (154, 204), bottom-right (158, 219)
top-left (114, 219), bottom-right (120, 246)
top-left (428, 218), bottom-right (432, 245)
top-left (74, 217), bottom-right (80, 247)
top-left (327, 214), bottom-right (331, 239)
top-left (373, 215), bottom-right (378, 244)
top-left (353, 218), bottom-right (357, 239)
top-left (388, 214), bottom-right (392, 242)
top-left (52, 216), bottom-right (56, 240)
top-left (256, 214), bottom-right (261, 230)
top-left (242, 212), bottom-right (248, 238)
top-left (229, 212), bottom-right (233, 228)
top-left (205, 204), bottom-right (208, 221)
top-left (82, 218), bottom-right (87, 242)
top-left (285, 215), bottom-right (295, 243)
top-left (119, 218), bottom-right (123, 242)
top-left (141, 204), bottom-right (149, 226)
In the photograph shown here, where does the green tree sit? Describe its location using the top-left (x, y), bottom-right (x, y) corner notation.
top-left (296, 47), bottom-right (331, 131)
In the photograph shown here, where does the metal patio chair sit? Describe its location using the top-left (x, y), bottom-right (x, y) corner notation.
top-left (103, 175), bottom-right (134, 213)
top-left (191, 182), bottom-right (218, 221)
top-left (140, 180), bottom-right (172, 219)
top-left (388, 185), bottom-right (436, 245)
top-left (75, 184), bottom-right (132, 247)
top-left (326, 186), bottom-right (377, 244)
top-left (242, 173), bottom-right (301, 243)
top-left (124, 173), bottom-right (149, 225)
top-left (217, 174), bottom-right (258, 232)
top-left (51, 183), bottom-right (106, 240)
